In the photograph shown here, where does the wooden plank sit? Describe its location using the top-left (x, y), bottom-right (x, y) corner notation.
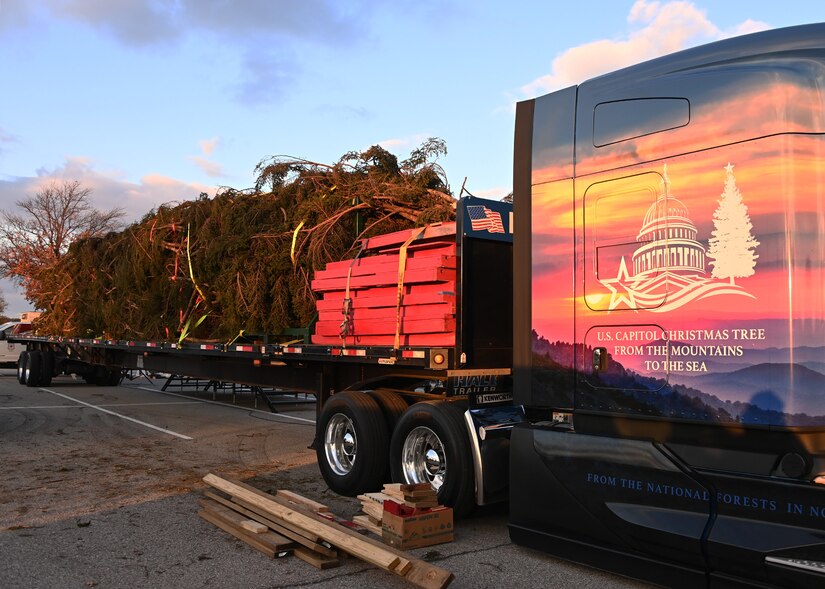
top-left (352, 515), bottom-right (383, 537)
top-left (312, 267), bottom-right (456, 292)
top-left (370, 241), bottom-right (458, 258)
top-left (240, 520), bottom-right (268, 534)
top-left (314, 317), bottom-right (455, 337)
top-left (276, 490), bottom-right (331, 513)
top-left (203, 491), bottom-right (337, 557)
top-left (198, 509), bottom-right (289, 559)
top-left (293, 546), bottom-right (340, 570)
top-left (359, 501), bottom-right (384, 521)
top-left (198, 498), bottom-right (293, 550)
top-left (315, 292), bottom-right (455, 311)
top-left (318, 303), bottom-right (455, 323)
top-left (404, 562), bottom-right (455, 589)
top-left (321, 282), bottom-right (456, 300)
top-left (322, 245), bottom-right (456, 275)
top-left (360, 223), bottom-right (456, 250)
top-left (309, 333), bottom-right (456, 347)
top-left (203, 474), bottom-right (405, 572)
top-left (315, 255), bottom-right (456, 280)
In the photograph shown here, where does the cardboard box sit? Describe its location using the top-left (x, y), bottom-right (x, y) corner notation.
top-left (381, 507), bottom-right (454, 550)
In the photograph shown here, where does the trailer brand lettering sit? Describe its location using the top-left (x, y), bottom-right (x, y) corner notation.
top-left (453, 374), bottom-right (499, 395)
top-left (475, 393), bottom-right (513, 404)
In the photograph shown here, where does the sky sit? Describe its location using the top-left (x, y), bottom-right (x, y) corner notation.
top-left (0, 0), bottom-right (822, 316)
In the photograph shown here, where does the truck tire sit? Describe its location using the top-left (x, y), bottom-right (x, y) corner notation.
top-left (17, 351), bottom-right (29, 385)
top-left (39, 351), bottom-right (55, 387)
top-left (366, 390), bottom-right (408, 480)
top-left (390, 400), bottom-right (475, 517)
top-left (25, 351), bottom-right (43, 387)
top-left (317, 391), bottom-right (389, 496)
top-left (365, 390), bottom-right (408, 432)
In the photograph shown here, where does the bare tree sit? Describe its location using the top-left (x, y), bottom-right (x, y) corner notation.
top-left (0, 180), bottom-right (123, 303)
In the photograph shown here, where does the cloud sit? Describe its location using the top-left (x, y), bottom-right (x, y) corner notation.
top-left (43, 0), bottom-right (367, 47)
top-left (52, 0), bottom-right (180, 46)
top-left (189, 156), bottom-right (224, 178)
top-left (521, 1), bottom-right (770, 97)
top-left (233, 50), bottom-right (301, 105)
top-left (198, 137), bottom-right (220, 156)
top-left (0, 0), bottom-right (36, 31)
top-left (0, 128), bottom-right (18, 157)
top-left (188, 138), bottom-right (225, 177)
top-left (8, 1), bottom-right (377, 105)
top-left (0, 156), bottom-right (213, 222)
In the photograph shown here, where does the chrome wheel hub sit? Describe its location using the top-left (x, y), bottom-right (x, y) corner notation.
top-left (324, 413), bottom-right (357, 475)
top-left (401, 426), bottom-right (445, 490)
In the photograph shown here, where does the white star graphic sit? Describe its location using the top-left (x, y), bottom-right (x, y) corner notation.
top-left (600, 256), bottom-right (638, 311)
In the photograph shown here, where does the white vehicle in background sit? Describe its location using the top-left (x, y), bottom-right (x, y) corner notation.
top-left (0, 320), bottom-right (33, 365)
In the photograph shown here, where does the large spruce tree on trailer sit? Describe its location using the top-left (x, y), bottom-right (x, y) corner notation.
top-left (34, 140), bottom-right (455, 340)
top-left (706, 163), bottom-right (759, 284)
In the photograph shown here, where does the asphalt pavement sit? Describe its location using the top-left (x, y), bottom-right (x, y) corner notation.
top-left (0, 370), bottom-right (652, 588)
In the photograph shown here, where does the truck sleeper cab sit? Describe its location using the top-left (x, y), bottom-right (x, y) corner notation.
top-left (511, 23), bottom-right (825, 588)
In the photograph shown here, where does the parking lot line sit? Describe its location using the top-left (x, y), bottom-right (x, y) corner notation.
top-left (127, 385), bottom-right (317, 425)
top-left (0, 405), bottom-right (84, 410)
top-left (0, 401), bottom-right (201, 410)
top-left (39, 388), bottom-right (194, 440)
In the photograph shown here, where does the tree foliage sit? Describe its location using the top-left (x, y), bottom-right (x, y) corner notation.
top-left (33, 139), bottom-right (455, 340)
top-left (0, 180), bottom-right (123, 306)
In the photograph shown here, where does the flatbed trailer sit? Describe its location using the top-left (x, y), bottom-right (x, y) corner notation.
top-left (13, 195), bottom-right (520, 517)
top-left (12, 23), bottom-right (825, 589)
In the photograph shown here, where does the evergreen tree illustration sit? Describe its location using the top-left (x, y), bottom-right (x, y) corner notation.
top-left (707, 163), bottom-right (759, 284)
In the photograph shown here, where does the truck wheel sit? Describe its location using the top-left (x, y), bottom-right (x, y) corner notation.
top-left (317, 391), bottom-right (389, 496)
top-left (390, 400), bottom-right (475, 517)
top-left (25, 351), bottom-right (43, 387)
top-left (40, 351), bottom-right (55, 387)
top-left (365, 390), bottom-right (408, 432)
top-left (366, 390), bottom-right (408, 480)
top-left (17, 351), bottom-right (29, 385)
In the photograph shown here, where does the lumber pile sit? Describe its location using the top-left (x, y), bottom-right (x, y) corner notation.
top-left (311, 222), bottom-right (457, 347)
top-left (199, 473), bottom-right (454, 589)
top-left (358, 484), bottom-right (454, 550)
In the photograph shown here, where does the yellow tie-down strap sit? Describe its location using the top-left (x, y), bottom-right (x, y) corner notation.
top-left (394, 227), bottom-right (427, 350)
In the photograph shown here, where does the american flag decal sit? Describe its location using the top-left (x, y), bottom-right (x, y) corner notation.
top-left (467, 205), bottom-right (505, 233)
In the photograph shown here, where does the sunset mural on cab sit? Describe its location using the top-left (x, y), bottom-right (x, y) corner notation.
top-left (531, 111), bottom-right (825, 425)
